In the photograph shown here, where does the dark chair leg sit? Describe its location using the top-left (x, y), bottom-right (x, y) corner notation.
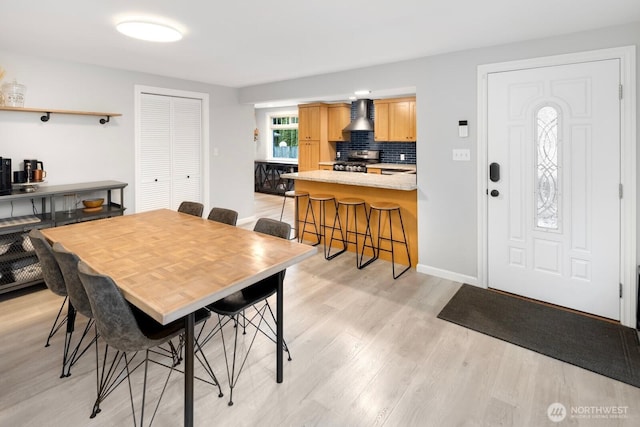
top-left (45, 296), bottom-right (68, 347)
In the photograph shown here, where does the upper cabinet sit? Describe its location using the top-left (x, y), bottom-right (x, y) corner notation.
top-left (327, 103), bottom-right (351, 142)
top-left (374, 97), bottom-right (416, 142)
top-left (298, 104), bottom-right (321, 141)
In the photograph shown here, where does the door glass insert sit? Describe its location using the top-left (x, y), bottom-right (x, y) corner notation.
top-left (535, 106), bottom-right (559, 230)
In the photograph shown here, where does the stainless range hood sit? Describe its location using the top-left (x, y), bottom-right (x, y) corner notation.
top-left (342, 99), bottom-right (373, 132)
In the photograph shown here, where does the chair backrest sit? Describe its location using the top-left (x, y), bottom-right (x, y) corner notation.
top-left (28, 229), bottom-right (67, 297)
top-left (253, 218), bottom-right (291, 240)
top-left (239, 218), bottom-right (291, 302)
top-left (207, 207), bottom-right (238, 226)
top-left (77, 261), bottom-right (160, 352)
top-left (177, 201), bottom-right (204, 217)
top-left (52, 242), bottom-right (93, 318)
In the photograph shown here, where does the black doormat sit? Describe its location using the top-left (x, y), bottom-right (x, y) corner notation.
top-left (437, 284), bottom-right (640, 388)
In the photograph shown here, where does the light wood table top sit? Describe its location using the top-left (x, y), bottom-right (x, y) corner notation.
top-left (41, 209), bottom-right (316, 324)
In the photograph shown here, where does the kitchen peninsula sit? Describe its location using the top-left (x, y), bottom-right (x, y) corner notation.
top-left (281, 170), bottom-right (417, 267)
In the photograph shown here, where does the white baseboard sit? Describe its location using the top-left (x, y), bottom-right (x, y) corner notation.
top-left (416, 263), bottom-right (480, 287)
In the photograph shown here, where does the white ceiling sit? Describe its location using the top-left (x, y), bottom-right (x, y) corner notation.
top-left (1, 0), bottom-right (639, 89)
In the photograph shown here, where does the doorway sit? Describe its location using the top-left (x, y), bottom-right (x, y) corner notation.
top-left (477, 46), bottom-right (636, 326)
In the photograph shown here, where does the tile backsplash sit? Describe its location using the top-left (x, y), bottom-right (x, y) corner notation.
top-left (335, 100), bottom-right (416, 164)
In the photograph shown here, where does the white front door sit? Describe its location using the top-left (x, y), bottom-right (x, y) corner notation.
top-left (487, 59), bottom-right (621, 320)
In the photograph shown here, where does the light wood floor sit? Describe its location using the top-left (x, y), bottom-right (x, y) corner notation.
top-left (1, 193), bottom-right (639, 426)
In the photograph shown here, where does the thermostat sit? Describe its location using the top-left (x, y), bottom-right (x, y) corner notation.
top-left (459, 120), bottom-right (468, 138)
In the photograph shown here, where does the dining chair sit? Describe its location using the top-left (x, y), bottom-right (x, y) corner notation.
top-left (52, 243), bottom-right (109, 415)
top-left (28, 229), bottom-right (74, 377)
top-left (76, 260), bottom-right (223, 424)
top-left (177, 201), bottom-right (204, 217)
top-left (207, 207), bottom-right (238, 226)
top-left (204, 218), bottom-right (292, 406)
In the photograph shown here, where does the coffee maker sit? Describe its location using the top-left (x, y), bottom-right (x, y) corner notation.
top-left (23, 159), bottom-right (43, 182)
top-left (0, 157), bottom-right (11, 195)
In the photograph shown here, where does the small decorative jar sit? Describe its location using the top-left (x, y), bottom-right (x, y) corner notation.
top-left (1, 79), bottom-right (26, 107)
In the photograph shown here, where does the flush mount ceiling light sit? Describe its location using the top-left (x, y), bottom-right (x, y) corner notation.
top-left (116, 20), bottom-right (182, 42)
top-left (354, 90), bottom-right (371, 96)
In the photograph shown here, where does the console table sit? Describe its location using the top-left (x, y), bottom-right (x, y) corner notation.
top-left (0, 180), bottom-right (127, 294)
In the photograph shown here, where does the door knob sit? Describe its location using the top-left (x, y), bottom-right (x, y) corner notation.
top-left (490, 189), bottom-right (499, 197)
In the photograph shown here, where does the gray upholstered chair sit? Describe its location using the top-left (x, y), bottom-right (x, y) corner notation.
top-left (177, 201), bottom-right (204, 217)
top-left (76, 260), bottom-right (223, 422)
top-left (204, 218), bottom-right (291, 406)
top-left (52, 243), bottom-right (103, 413)
top-left (28, 229), bottom-right (73, 377)
top-left (207, 207), bottom-right (238, 226)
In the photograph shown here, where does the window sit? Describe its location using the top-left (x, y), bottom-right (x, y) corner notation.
top-left (269, 113), bottom-right (298, 159)
top-left (535, 105), bottom-right (560, 230)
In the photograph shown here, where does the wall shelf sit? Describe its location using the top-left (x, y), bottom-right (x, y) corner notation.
top-left (0, 106), bottom-right (122, 124)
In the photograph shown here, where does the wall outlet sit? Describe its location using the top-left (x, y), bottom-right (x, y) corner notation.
top-left (400, 154), bottom-right (405, 161)
top-left (452, 149), bottom-right (471, 161)
top-left (336, 152), bottom-right (341, 158)
top-left (213, 147), bottom-right (219, 156)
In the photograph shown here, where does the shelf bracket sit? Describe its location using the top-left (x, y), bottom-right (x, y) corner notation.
top-left (41, 112), bottom-right (51, 122)
top-left (99, 116), bottom-right (110, 124)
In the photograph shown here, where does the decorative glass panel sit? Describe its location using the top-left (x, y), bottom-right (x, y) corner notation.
top-left (536, 106), bottom-right (559, 229)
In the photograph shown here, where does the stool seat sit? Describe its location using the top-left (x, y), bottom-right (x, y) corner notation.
top-left (369, 201), bottom-right (400, 210)
top-left (338, 197), bottom-right (366, 206)
top-left (309, 194), bottom-right (336, 201)
top-left (284, 190), bottom-right (309, 198)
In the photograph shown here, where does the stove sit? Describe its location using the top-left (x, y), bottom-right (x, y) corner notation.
top-left (333, 150), bottom-right (380, 173)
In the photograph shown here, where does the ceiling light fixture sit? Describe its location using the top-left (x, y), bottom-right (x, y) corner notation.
top-left (116, 20), bottom-right (182, 42)
top-left (354, 90), bottom-right (371, 96)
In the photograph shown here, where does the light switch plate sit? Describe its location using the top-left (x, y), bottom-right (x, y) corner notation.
top-left (453, 149), bottom-right (471, 161)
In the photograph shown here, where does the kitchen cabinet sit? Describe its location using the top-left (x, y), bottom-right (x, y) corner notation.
top-left (373, 101), bottom-right (390, 141)
top-left (374, 97), bottom-right (416, 142)
top-left (297, 103), bottom-right (335, 171)
top-left (319, 164), bottom-right (334, 171)
top-left (298, 104), bottom-right (321, 141)
top-left (327, 103), bottom-right (351, 142)
top-left (298, 140), bottom-right (320, 172)
top-left (0, 180), bottom-right (127, 294)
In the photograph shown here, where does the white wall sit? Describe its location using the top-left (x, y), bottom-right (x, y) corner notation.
top-left (0, 51), bottom-right (255, 219)
top-left (239, 22), bottom-right (640, 280)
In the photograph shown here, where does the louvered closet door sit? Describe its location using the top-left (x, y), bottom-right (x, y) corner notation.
top-left (139, 94), bottom-right (172, 212)
top-left (171, 97), bottom-right (202, 209)
top-left (138, 94), bottom-right (203, 212)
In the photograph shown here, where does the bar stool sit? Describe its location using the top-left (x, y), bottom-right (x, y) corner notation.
top-left (302, 194), bottom-right (346, 260)
top-left (336, 198), bottom-right (376, 269)
top-left (279, 190), bottom-right (309, 241)
top-left (365, 202), bottom-right (411, 279)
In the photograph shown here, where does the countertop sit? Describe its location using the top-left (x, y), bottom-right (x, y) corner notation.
top-left (368, 163), bottom-right (416, 171)
top-left (281, 170), bottom-right (417, 191)
top-left (255, 159), bottom-right (298, 165)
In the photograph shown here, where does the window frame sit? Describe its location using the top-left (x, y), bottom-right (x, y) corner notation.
top-left (267, 111), bottom-right (299, 160)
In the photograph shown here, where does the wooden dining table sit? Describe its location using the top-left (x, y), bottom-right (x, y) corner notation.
top-left (41, 209), bottom-right (316, 426)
